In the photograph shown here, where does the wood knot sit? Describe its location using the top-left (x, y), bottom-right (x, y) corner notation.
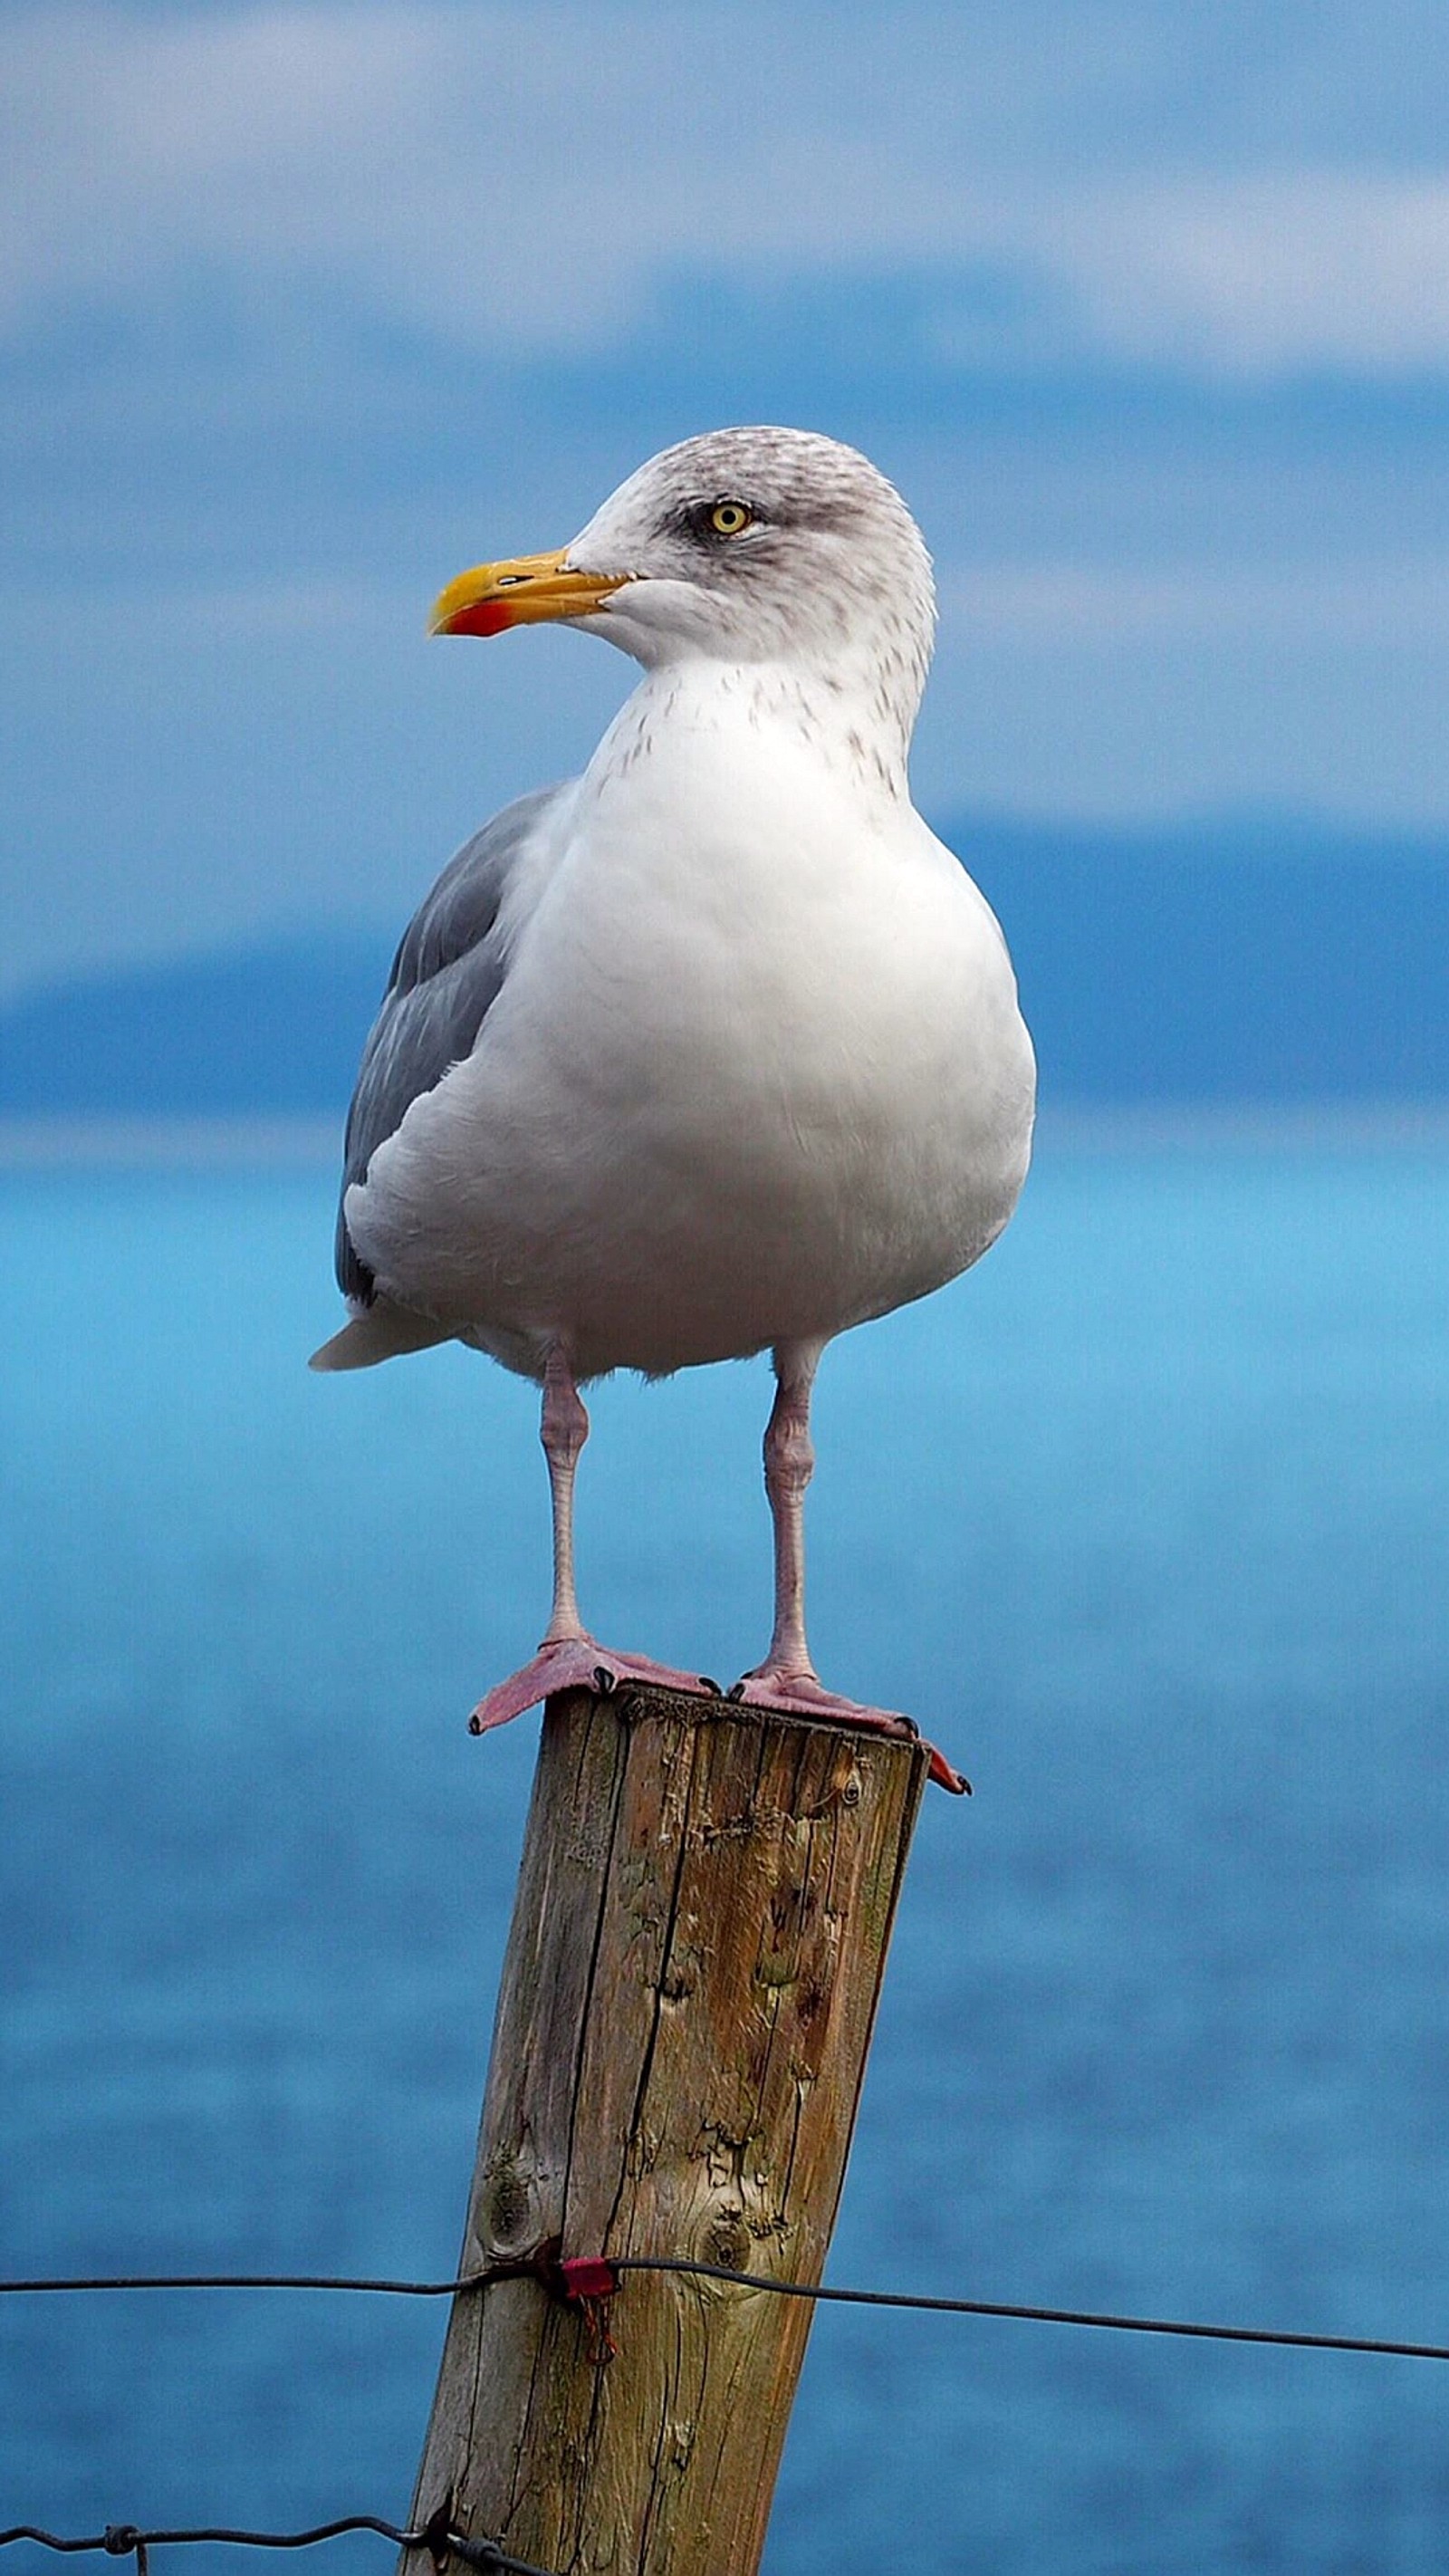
top-left (703, 2212), bottom-right (751, 2273)
top-left (478, 2148), bottom-right (534, 2248)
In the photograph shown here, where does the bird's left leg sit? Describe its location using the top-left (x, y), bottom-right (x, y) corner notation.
top-left (740, 1336), bottom-right (826, 1691)
top-left (538, 1341), bottom-right (590, 1647)
top-left (470, 1343), bottom-right (720, 1738)
top-left (735, 1339), bottom-right (966, 1790)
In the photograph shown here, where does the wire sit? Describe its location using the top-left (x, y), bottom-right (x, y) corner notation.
top-left (2, 2256), bottom-right (1446, 2363)
top-left (4, 2259), bottom-right (1446, 2576)
top-left (0, 2276), bottom-right (464, 2299)
top-left (0, 2522), bottom-right (553, 2576)
top-left (611, 2256), bottom-right (1449, 2363)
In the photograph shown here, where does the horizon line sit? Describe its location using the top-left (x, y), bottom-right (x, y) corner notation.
top-left (5, 1104), bottom-right (1449, 1174)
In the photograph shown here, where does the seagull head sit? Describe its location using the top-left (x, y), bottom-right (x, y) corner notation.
top-left (431, 427), bottom-right (936, 723)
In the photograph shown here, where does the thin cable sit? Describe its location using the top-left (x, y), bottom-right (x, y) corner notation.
top-left (614, 2255), bottom-right (1449, 2362)
top-left (0, 2522), bottom-right (553, 2576)
top-left (0, 2275), bottom-right (471, 2299)
top-left (3, 2257), bottom-right (1448, 2364)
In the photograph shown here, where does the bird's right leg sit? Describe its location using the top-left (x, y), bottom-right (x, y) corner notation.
top-left (469, 1343), bottom-right (717, 1738)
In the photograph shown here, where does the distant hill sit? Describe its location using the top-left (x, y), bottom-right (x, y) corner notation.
top-left (955, 818), bottom-right (1449, 1101)
top-left (3, 822), bottom-right (1447, 1113)
top-left (0, 931), bottom-right (389, 1117)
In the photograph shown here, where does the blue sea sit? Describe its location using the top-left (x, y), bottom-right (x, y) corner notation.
top-left (4, 1135), bottom-right (1448, 2573)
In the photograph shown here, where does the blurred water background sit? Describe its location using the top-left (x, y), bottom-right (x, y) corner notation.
top-left (4, 1131), bottom-right (1447, 2572)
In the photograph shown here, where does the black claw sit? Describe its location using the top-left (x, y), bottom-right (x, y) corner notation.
top-left (697, 1675), bottom-right (724, 1696)
top-left (726, 1680), bottom-right (748, 1702)
top-left (593, 1665), bottom-right (617, 1695)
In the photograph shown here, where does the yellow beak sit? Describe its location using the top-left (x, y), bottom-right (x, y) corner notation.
top-left (428, 548), bottom-right (629, 638)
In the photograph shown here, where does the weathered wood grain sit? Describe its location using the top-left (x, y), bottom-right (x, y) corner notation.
top-left (404, 1683), bottom-right (928, 2576)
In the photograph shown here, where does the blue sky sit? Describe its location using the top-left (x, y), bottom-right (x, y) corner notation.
top-left (5, 0), bottom-right (1449, 992)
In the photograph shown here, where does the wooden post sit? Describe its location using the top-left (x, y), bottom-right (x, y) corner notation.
top-left (404, 1680), bottom-right (929, 2576)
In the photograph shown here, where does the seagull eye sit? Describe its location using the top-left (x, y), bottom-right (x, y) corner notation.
top-left (708, 499), bottom-right (753, 536)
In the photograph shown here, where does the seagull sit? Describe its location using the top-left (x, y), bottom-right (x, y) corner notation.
top-left (312, 428), bottom-right (1035, 1788)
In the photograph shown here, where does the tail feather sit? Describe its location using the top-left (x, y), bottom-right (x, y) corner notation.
top-left (309, 1298), bottom-right (453, 1371)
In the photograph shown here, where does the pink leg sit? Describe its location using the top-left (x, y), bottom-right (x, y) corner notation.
top-left (539, 1344), bottom-right (589, 1645)
top-left (747, 1337), bottom-right (824, 1687)
top-left (736, 1341), bottom-right (968, 1793)
top-left (469, 1345), bottom-right (715, 1738)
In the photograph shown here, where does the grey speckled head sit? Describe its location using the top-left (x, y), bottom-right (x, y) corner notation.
top-left (564, 427), bottom-right (936, 726)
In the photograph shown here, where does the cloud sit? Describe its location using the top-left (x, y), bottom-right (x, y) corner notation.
top-left (943, 555), bottom-right (1449, 647)
top-left (1058, 175), bottom-right (1449, 374)
top-left (13, 545), bottom-right (1449, 657)
top-left (7, 2), bottom-right (1449, 380)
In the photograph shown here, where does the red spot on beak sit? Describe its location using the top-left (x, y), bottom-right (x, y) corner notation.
top-left (442, 599), bottom-right (517, 637)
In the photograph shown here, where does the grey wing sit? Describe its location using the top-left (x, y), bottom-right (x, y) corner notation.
top-left (335, 782), bottom-right (569, 1302)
